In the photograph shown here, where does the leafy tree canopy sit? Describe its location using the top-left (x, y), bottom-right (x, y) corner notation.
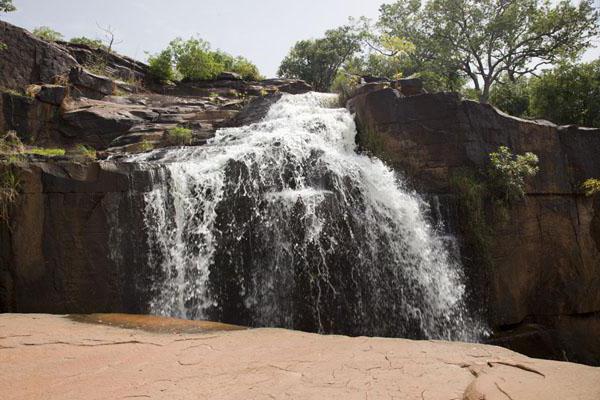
top-left (0, 0), bottom-right (15, 13)
top-left (278, 25), bottom-right (364, 91)
top-left (147, 37), bottom-right (262, 82)
top-left (376, 0), bottom-right (599, 102)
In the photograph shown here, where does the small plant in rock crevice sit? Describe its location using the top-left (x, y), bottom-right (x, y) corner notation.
top-left (166, 126), bottom-right (193, 146)
top-left (0, 163), bottom-right (20, 228)
top-left (76, 144), bottom-right (97, 160)
top-left (487, 146), bottom-right (539, 204)
top-left (582, 179), bottom-right (600, 197)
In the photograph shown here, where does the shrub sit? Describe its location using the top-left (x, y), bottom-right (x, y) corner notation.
top-left (147, 38), bottom-right (262, 83)
top-left (330, 72), bottom-right (361, 106)
top-left (529, 61), bottom-right (600, 128)
top-left (0, 164), bottom-right (20, 227)
top-left (148, 49), bottom-right (175, 82)
top-left (76, 144), bottom-right (97, 159)
top-left (489, 78), bottom-right (531, 117)
top-left (166, 126), bottom-right (192, 145)
top-left (0, 131), bottom-right (24, 154)
top-left (139, 140), bottom-right (154, 152)
top-left (487, 146), bottom-right (539, 203)
top-left (582, 179), bottom-right (600, 197)
top-left (169, 38), bottom-right (223, 81)
top-left (32, 26), bottom-right (63, 42)
top-left (26, 148), bottom-right (65, 157)
top-left (69, 37), bottom-right (106, 50)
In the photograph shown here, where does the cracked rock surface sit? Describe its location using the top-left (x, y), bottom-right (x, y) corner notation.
top-left (1, 314), bottom-right (599, 399)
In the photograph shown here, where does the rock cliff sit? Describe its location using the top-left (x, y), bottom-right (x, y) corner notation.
top-left (349, 87), bottom-right (600, 365)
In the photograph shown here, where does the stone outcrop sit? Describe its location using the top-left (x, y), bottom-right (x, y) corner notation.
top-left (0, 21), bottom-right (78, 90)
top-left (349, 87), bottom-right (600, 365)
top-left (1, 313), bottom-right (599, 400)
top-left (0, 161), bottom-right (158, 314)
top-left (0, 20), bottom-right (312, 153)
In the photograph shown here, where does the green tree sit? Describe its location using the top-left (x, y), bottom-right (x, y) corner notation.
top-left (169, 37), bottom-right (223, 81)
top-left (377, 0), bottom-right (599, 102)
top-left (148, 49), bottom-right (175, 82)
top-left (32, 26), bottom-right (63, 42)
top-left (489, 77), bottom-right (531, 117)
top-left (0, 0), bottom-right (16, 51)
top-left (529, 60), bottom-right (600, 128)
top-left (0, 0), bottom-right (15, 13)
top-left (278, 25), bottom-right (363, 91)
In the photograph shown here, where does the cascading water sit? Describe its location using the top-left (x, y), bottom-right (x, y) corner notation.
top-left (126, 92), bottom-right (483, 341)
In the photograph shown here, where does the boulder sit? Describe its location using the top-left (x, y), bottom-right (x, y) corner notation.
top-left (0, 21), bottom-right (78, 90)
top-left (69, 67), bottom-right (115, 98)
top-left (30, 84), bottom-right (68, 106)
top-left (216, 71), bottom-right (243, 81)
top-left (394, 77), bottom-right (426, 96)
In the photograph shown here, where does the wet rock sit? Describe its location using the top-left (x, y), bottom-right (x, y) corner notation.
top-left (351, 88), bottom-right (600, 365)
top-left (220, 93), bottom-right (283, 127)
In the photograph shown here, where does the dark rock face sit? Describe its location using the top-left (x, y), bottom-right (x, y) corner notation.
top-left (69, 67), bottom-right (115, 99)
top-left (350, 88), bottom-right (600, 365)
top-left (0, 21), bottom-right (78, 90)
top-left (57, 41), bottom-right (149, 83)
top-left (0, 161), bottom-right (159, 314)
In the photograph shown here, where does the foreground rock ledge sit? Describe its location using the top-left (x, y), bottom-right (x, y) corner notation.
top-left (1, 315), bottom-right (598, 400)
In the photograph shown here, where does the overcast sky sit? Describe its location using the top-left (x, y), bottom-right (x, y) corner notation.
top-left (2, 0), bottom-right (598, 78)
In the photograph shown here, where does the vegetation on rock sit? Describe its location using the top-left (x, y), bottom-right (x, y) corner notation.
top-left (147, 38), bottom-right (262, 83)
top-left (278, 25), bottom-right (364, 92)
top-left (32, 26), bottom-right (63, 42)
top-left (582, 179), bottom-right (600, 197)
top-left (487, 146), bottom-right (539, 203)
top-left (166, 126), bottom-right (193, 145)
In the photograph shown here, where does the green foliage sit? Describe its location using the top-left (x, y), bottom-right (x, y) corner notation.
top-left (69, 37), bottom-right (106, 50)
top-left (26, 148), bottom-right (65, 157)
top-left (166, 126), bottom-right (193, 145)
top-left (487, 146), bottom-right (539, 203)
top-left (169, 38), bottom-right (222, 81)
top-left (139, 140), bottom-right (154, 152)
top-left (489, 77), bottom-right (531, 117)
top-left (582, 179), bottom-right (600, 197)
top-left (148, 49), bottom-right (175, 82)
top-left (76, 145), bottom-right (97, 160)
top-left (529, 61), bottom-right (600, 128)
top-left (32, 26), bottom-right (63, 42)
top-left (278, 25), bottom-right (363, 91)
top-left (330, 72), bottom-right (361, 106)
top-left (213, 51), bottom-right (263, 81)
top-left (148, 38), bottom-right (262, 82)
top-left (450, 169), bottom-right (490, 254)
top-left (0, 0), bottom-right (15, 13)
top-left (0, 131), bottom-right (23, 154)
top-left (374, 0), bottom-right (599, 102)
top-left (0, 164), bottom-right (19, 227)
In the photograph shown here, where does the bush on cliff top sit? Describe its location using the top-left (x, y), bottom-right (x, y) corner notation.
top-left (32, 26), bottom-right (63, 42)
top-left (148, 38), bottom-right (262, 83)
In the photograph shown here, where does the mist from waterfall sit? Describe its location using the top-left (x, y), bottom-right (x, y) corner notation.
top-left (125, 92), bottom-right (484, 341)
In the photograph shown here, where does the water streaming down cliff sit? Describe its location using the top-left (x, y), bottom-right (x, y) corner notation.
top-left (126, 92), bottom-right (482, 341)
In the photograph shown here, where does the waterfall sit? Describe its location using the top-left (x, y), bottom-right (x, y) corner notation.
top-left (125, 92), bottom-right (483, 341)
